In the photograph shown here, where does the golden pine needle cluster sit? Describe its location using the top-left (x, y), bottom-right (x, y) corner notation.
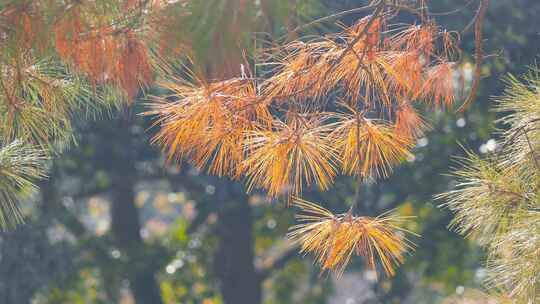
top-left (332, 111), bottom-right (414, 179)
top-left (150, 14), bottom-right (459, 199)
top-left (149, 77), bottom-right (271, 178)
top-left (148, 8), bottom-right (462, 277)
top-left (288, 198), bottom-right (414, 277)
top-left (243, 116), bottom-right (339, 198)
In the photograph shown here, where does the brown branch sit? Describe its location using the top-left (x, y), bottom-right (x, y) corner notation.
top-left (499, 119), bottom-right (540, 150)
top-left (0, 71), bottom-right (19, 110)
top-left (290, 3), bottom-right (379, 34)
top-left (349, 112), bottom-right (365, 215)
top-left (350, 177), bottom-right (363, 215)
top-left (523, 128), bottom-right (540, 172)
top-left (429, 0), bottom-right (477, 17)
top-left (457, 0), bottom-right (489, 113)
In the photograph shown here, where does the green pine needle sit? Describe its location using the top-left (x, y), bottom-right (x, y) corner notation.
top-left (0, 140), bottom-right (48, 230)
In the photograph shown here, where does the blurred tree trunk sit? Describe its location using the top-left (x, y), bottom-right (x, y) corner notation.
top-left (207, 36), bottom-right (264, 300)
top-left (213, 182), bottom-right (262, 304)
top-left (109, 114), bottom-right (164, 304)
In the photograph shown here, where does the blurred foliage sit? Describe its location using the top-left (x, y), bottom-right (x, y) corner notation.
top-left (1, 1), bottom-right (540, 304)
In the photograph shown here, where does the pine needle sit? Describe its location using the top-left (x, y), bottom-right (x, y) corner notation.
top-left (332, 113), bottom-right (414, 179)
top-left (148, 77), bottom-right (271, 178)
top-left (243, 116), bottom-right (339, 199)
top-left (288, 198), bottom-right (415, 278)
top-left (0, 140), bottom-right (48, 230)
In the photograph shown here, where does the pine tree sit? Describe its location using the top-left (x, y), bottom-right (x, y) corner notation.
top-left (439, 67), bottom-right (540, 302)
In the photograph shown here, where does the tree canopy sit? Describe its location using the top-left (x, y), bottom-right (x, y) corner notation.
top-left (3, 1), bottom-right (540, 304)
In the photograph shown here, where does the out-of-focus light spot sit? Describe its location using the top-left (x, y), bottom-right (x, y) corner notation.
top-left (144, 219), bottom-right (170, 237)
top-left (207, 213), bottom-right (218, 224)
top-left (176, 251), bottom-right (186, 259)
top-left (111, 249), bottom-right (121, 259)
top-left (486, 139), bottom-right (497, 151)
top-left (205, 185), bottom-right (216, 195)
top-left (267, 218), bottom-right (277, 229)
top-left (475, 267), bottom-right (487, 282)
top-left (462, 62), bottom-right (474, 82)
top-left (456, 118), bottom-right (466, 128)
top-left (168, 192), bottom-right (186, 203)
top-left (168, 193), bottom-right (177, 202)
top-left (189, 238), bottom-right (201, 249)
top-left (165, 259), bottom-right (184, 275)
top-left (417, 137), bottom-right (429, 147)
top-left (364, 270), bottom-right (378, 282)
top-left (249, 194), bottom-right (265, 206)
top-left (135, 191), bottom-right (150, 207)
top-left (172, 258), bottom-right (184, 269)
top-left (479, 144), bottom-right (487, 154)
top-left (182, 201), bottom-right (197, 221)
top-left (62, 196), bottom-right (74, 208)
top-left (480, 139), bottom-right (497, 154)
top-left (141, 228), bottom-right (150, 239)
top-left (456, 285), bottom-right (465, 295)
top-left (154, 193), bottom-right (174, 214)
top-left (166, 264), bottom-right (176, 274)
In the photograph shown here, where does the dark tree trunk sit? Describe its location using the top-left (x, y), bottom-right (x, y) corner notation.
top-left (213, 183), bottom-right (262, 304)
top-left (109, 114), bottom-right (163, 304)
top-left (110, 174), bottom-right (163, 304)
top-left (206, 50), bottom-right (263, 304)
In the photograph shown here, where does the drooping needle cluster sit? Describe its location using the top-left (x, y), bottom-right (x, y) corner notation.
top-left (148, 8), bottom-right (463, 277)
top-left (149, 77), bottom-right (271, 178)
top-left (243, 116), bottom-right (339, 198)
top-left (288, 198), bottom-right (414, 277)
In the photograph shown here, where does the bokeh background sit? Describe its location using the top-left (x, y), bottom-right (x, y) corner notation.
top-left (1, 1), bottom-right (540, 303)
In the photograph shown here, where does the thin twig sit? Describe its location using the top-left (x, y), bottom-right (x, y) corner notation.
top-left (290, 3), bottom-right (378, 34)
top-left (457, 0), bottom-right (489, 113)
top-left (429, 0), bottom-right (477, 16)
top-left (349, 111), bottom-right (365, 215)
top-left (523, 128), bottom-right (540, 172)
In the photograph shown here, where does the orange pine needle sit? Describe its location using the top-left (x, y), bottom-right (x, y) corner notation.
top-left (389, 24), bottom-right (437, 56)
top-left (243, 116), bottom-right (339, 199)
top-left (421, 62), bottom-right (456, 108)
top-left (333, 113), bottom-right (414, 179)
top-left (395, 102), bottom-right (428, 140)
top-left (263, 41), bottom-right (340, 102)
top-left (288, 198), bottom-right (414, 277)
top-left (148, 77), bottom-right (271, 178)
